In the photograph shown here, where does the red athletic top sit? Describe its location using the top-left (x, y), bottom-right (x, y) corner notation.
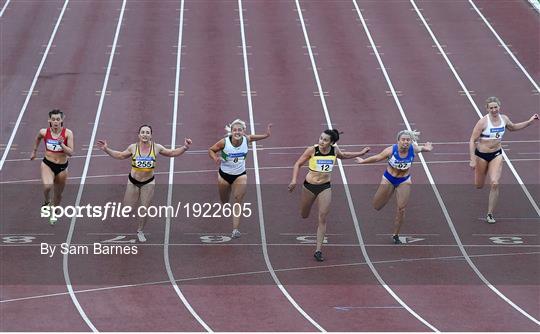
top-left (44, 127), bottom-right (67, 153)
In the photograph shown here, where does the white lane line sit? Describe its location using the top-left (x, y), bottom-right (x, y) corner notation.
top-left (0, 0), bottom-right (69, 170)
top-left (62, 1), bottom-right (127, 332)
top-left (3, 250), bottom-right (537, 304)
top-left (6, 157), bottom-right (540, 184)
top-left (163, 1), bottom-right (212, 331)
top-left (238, 0), bottom-right (325, 331)
top-left (0, 0), bottom-right (11, 17)
top-left (3, 243), bottom-right (540, 248)
top-left (3, 139), bottom-right (539, 163)
top-left (298, 0), bottom-right (437, 331)
top-left (469, 0), bottom-right (539, 91)
top-left (412, 0), bottom-right (540, 325)
top-left (411, 0), bottom-right (540, 217)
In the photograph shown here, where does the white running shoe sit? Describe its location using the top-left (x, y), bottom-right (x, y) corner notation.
top-left (486, 213), bottom-right (496, 224)
top-left (137, 230), bottom-right (147, 243)
top-left (231, 229), bottom-right (241, 239)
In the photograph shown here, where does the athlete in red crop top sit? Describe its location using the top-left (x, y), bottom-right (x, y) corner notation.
top-left (31, 109), bottom-right (74, 225)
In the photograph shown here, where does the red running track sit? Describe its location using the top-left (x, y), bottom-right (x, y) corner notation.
top-left (1, 0), bottom-right (538, 331)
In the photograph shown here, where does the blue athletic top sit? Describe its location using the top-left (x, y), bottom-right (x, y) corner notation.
top-left (387, 144), bottom-right (415, 170)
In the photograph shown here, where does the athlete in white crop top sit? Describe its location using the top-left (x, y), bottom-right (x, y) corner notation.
top-left (469, 96), bottom-right (538, 224)
top-left (209, 119), bottom-right (272, 239)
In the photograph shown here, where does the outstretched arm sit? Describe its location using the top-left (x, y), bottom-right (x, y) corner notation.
top-left (355, 146), bottom-right (392, 165)
top-left (248, 123), bottom-right (272, 142)
top-left (97, 140), bottom-right (133, 160)
top-left (413, 142), bottom-right (433, 154)
top-left (288, 146), bottom-right (314, 192)
top-left (504, 114), bottom-right (539, 131)
top-left (335, 146), bottom-right (370, 160)
top-left (157, 138), bottom-right (192, 157)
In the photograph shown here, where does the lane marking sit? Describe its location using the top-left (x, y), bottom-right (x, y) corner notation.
top-left (238, 0), bottom-right (325, 331)
top-left (0, 0), bottom-right (11, 17)
top-left (62, 1), bottom-right (128, 331)
top-left (469, 0), bottom-right (540, 90)
top-left (6, 157), bottom-right (540, 184)
top-left (299, 0), bottom-right (437, 331)
top-left (163, 0), bottom-right (212, 331)
top-left (3, 139), bottom-right (539, 163)
top-left (411, 0), bottom-right (539, 325)
top-left (3, 250), bottom-right (537, 304)
top-left (0, 0), bottom-right (70, 170)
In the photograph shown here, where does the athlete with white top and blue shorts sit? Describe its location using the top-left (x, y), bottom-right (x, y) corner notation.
top-left (209, 119), bottom-right (272, 238)
top-left (469, 96), bottom-right (538, 224)
top-left (356, 130), bottom-right (433, 244)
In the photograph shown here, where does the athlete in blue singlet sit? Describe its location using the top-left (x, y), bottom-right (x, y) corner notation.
top-left (356, 130), bottom-right (433, 244)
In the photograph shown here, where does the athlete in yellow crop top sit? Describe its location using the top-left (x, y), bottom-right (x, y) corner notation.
top-left (97, 125), bottom-right (192, 242)
top-left (288, 129), bottom-right (370, 261)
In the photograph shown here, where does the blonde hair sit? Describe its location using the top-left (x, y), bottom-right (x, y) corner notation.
top-left (397, 129), bottom-right (420, 142)
top-left (225, 119), bottom-right (246, 135)
top-left (485, 96), bottom-right (501, 107)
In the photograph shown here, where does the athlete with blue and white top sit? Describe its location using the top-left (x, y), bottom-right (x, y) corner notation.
top-left (469, 96), bottom-right (538, 224)
top-left (356, 130), bottom-right (433, 244)
top-left (209, 119), bottom-right (272, 239)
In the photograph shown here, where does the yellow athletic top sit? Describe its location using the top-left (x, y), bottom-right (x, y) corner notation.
top-left (308, 145), bottom-right (336, 173)
top-left (131, 142), bottom-right (156, 172)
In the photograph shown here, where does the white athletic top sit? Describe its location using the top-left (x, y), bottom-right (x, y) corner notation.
top-left (480, 115), bottom-right (506, 141)
top-left (220, 135), bottom-right (248, 175)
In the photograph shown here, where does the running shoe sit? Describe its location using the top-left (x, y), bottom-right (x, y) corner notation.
top-left (392, 235), bottom-right (402, 244)
top-left (49, 215), bottom-right (57, 225)
top-left (486, 213), bottom-right (496, 224)
top-left (137, 230), bottom-right (147, 243)
top-left (314, 250), bottom-right (324, 262)
top-left (231, 229), bottom-right (241, 239)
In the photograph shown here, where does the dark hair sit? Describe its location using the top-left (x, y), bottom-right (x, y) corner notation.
top-left (138, 124), bottom-right (153, 134)
top-left (48, 109), bottom-right (64, 118)
top-left (48, 109), bottom-right (64, 127)
top-left (323, 129), bottom-right (342, 144)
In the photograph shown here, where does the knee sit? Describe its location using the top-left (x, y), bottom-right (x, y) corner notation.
top-left (396, 206), bottom-right (406, 215)
top-left (43, 183), bottom-right (53, 192)
top-left (372, 202), bottom-right (383, 211)
top-left (318, 211), bottom-right (329, 222)
top-left (475, 182), bottom-right (484, 189)
top-left (300, 210), bottom-right (309, 219)
top-left (490, 181), bottom-right (499, 190)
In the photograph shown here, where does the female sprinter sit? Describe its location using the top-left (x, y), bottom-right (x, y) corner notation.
top-left (97, 125), bottom-right (192, 242)
top-left (31, 109), bottom-right (74, 225)
top-left (469, 96), bottom-right (538, 223)
top-left (356, 130), bottom-right (432, 244)
top-left (288, 129), bottom-right (370, 261)
top-left (208, 119), bottom-right (272, 239)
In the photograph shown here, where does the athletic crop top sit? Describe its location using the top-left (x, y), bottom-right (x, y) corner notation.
top-left (308, 145), bottom-right (336, 173)
top-left (387, 144), bottom-right (414, 170)
top-left (220, 136), bottom-right (248, 175)
top-left (480, 115), bottom-right (506, 141)
top-left (44, 127), bottom-right (67, 153)
top-left (131, 142), bottom-right (156, 172)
